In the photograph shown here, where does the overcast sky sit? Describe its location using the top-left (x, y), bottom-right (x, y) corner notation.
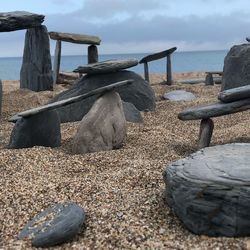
top-left (0, 0), bottom-right (250, 57)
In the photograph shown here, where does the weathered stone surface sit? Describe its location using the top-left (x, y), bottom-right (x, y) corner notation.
top-left (8, 110), bottom-right (61, 149)
top-left (0, 80), bottom-right (2, 118)
top-left (74, 59), bottom-right (138, 74)
top-left (218, 85), bottom-right (250, 103)
top-left (178, 98), bottom-right (250, 120)
top-left (20, 25), bottom-right (53, 92)
top-left (50, 70), bottom-right (155, 123)
top-left (49, 31), bottom-right (101, 45)
top-left (72, 91), bottom-right (126, 154)
top-left (222, 44), bottom-right (250, 90)
top-left (18, 203), bottom-right (85, 247)
top-left (122, 101), bottom-right (143, 123)
top-left (163, 90), bottom-right (196, 101)
top-left (0, 11), bottom-right (44, 32)
top-left (163, 143), bottom-right (250, 236)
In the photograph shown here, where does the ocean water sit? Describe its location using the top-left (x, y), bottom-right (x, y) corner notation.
top-left (0, 50), bottom-right (228, 80)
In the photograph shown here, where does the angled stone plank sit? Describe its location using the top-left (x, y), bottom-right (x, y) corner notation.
top-left (74, 59), bottom-right (138, 74)
top-left (10, 80), bottom-right (134, 119)
top-left (139, 47), bottom-right (177, 63)
top-left (177, 78), bottom-right (205, 84)
top-left (178, 98), bottom-right (250, 120)
top-left (218, 85), bottom-right (250, 103)
top-left (49, 31), bottom-right (101, 45)
top-left (0, 11), bottom-right (44, 32)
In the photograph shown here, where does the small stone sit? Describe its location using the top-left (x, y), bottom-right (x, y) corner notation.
top-left (163, 90), bottom-right (196, 101)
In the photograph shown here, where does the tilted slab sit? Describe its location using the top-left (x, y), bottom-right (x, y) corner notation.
top-left (9, 80), bottom-right (133, 121)
top-left (178, 98), bottom-right (250, 120)
top-left (139, 47), bottom-right (177, 63)
top-left (218, 85), bottom-right (250, 103)
top-left (0, 11), bottom-right (44, 32)
top-left (74, 59), bottom-right (138, 74)
top-left (49, 31), bottom-right (101, 45)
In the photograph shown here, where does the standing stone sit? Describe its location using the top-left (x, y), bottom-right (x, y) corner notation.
top-left (20, 25), bottom-right (53, 91)
top-left (72, 91), bottom-right (126, 154)
top-left (0, 80), bottom-right (2, 118)
top-left (222, 44), bottom-right (250, 91)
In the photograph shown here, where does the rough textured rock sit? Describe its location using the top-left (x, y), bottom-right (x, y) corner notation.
top-left (163, 90), bottom-right (196, 101)
top-left (122, 101), bottom-right (143, 123)
top-left (74, 59), bottom-right (138, 74)
top-left (20, 25), bottom-right (53, 92)
top-left (8, 110), bottom-right (61, 149)
top-left (222, 44), bottom-right (250, 91)
top-left (72, 91), bottom-right (126, 154)
top-left (0, 11), bottom-right (44, 32)
top-left (18, 203), bottom-right (85, 247)
top-left (50, 70), bottom-right (155, 123)
top-left (163, 143), bottom-right (250, 237)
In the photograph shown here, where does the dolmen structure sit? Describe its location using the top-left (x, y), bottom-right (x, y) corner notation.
top-left (0, 11), bottom-right (53, 91)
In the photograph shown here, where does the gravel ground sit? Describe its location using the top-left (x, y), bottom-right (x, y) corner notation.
top-left (1, 73), bottom-right (250, 249)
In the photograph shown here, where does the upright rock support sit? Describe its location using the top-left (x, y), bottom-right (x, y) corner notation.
top-left (88, 45), bottom-right (98, 64)
top-left (53, 40), bottom-right (62, 85)
top-left (20, 25), bottom-right (53, 91)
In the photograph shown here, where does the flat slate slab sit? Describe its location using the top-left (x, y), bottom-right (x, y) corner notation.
top-left (163, 90), bottom-right (196, 101)
top-left (74, 59), bottom-right (138, 74)
top-left (178, 97), bottom-right (250, 120)
top-left (0, 11), bottom-right (44, 32)
top-left (49, 31), bottom-right (101, 45)
top-left (19, 203), bottom-right (85, 247)
top-left (163, 143), bottom-right (250, 236)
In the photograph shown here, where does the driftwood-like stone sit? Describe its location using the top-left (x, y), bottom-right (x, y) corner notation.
top-left (74, 59), bottom-right (138, 74)
top-left (163, 143), bottom-right (250, 236)
top-left (198, 118), bottom-right (214, 149)
top-left (88, 45), bottom-right (98, 64)
top-left (0, 11), bottom-right (44, 32)
top-left (49, 31), bottom-right (101, 45)
top-left (178, 98), bottom-right (250, 120)
top-left (218, 85), bottom-right (250, 103)
top-left (20, 25), bottom-right (53, 92)
top-left (53, 40), bottom-right (61, 85)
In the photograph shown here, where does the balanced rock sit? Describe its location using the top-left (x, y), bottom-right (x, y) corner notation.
top-left (20, 25), bottom-right (53, 92)
top-left (18, 203), bottom-right (85, 247)
top-left (72, 91), bottom-right (126, 154)
top-left (8, 110), bottom-right (61, 149)
top-left (222, 44), bottom-right (250, 90)
top-left (50, 70), bottom-right (155, 123)
top-left (163, 90), bottom-right (196, 101)
top-left (163, 143), bottom-right (250, 237)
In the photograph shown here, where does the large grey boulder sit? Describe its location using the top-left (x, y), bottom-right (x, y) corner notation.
top-left (222, 44), bottom-right (250, 91)
top-left (20, 25), bottom-right (53, 92)
top-left (8, 110), bottom-right (61, 149)
top-left (163, 143), bottom-right (250, 237)
top-left (18, 203), bottom-right (85, 247)
top-left (72, 91), bottom-right (126, 154)
top-left (50, 70), bottom-right (155, 123)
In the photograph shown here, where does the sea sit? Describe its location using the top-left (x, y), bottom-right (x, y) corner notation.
top-left (0, 50), bottom-right (228, 80)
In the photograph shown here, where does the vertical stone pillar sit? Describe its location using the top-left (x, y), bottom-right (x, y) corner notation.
top-left (88, 45), bottom-right (98, 64)
top-left (144, 62), bottom-right (149, 82)
top-left (53, 40), bottom-right (62, 85)
top-left (166, 54), bottom-right (172, 85)
top-left (20, 25), bottom-right (53, 91)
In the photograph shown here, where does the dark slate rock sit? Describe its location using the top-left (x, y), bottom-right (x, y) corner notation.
top-left (50, 70), bottom-right (155, 123)
top-left (18, 203), bottom-right (85, 247)
top-left (8, 110), bottom-right (61, 149)
top-left (163, 90), bottom-right (196, 101)
top-left (122, 101), bottom-right (143, 123)
top-left (0, 11), bottom-right (44, 32)
top-left (178, 98), bottom-right (250, 120)
top-left (163, 143), bottom-right (250, 237)
top-left (222, 44), bottom-right (250, 91)
top-left (20, 25), bottom-right (53, 92)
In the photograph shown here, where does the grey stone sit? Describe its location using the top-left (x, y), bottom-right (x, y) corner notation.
top-left (18, 203), bottom-right (85, 247)
top-left (122, 101), bottom-right (143, 123)
top-left (222, 44), bottom-right (250, 91)
top-left (20, 25), bottom-right (53, 92)
top-left (50, 70), bottom-right (155, 123)
top-left (0, 11), bottom-right (44, 32)
top-left (163, 143), bottom-right (250, 236)
top-left (8, 110), bottom-right (61, 149)
top-left (74, 59), bottom-right (138, 74)
top-left (72, 91), bottom-right (126, 154)
top-left (163, 90), bottom-right (196, 101)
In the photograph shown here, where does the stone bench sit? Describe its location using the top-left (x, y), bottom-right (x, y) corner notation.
top-left (178, 85), bottom-right (250, 149)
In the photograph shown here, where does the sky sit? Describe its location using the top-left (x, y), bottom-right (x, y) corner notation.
top-left (0, 0), bottom-right (250, 57)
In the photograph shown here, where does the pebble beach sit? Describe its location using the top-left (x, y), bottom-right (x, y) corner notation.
top-left (1, 72), bottom-right (250, 249)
